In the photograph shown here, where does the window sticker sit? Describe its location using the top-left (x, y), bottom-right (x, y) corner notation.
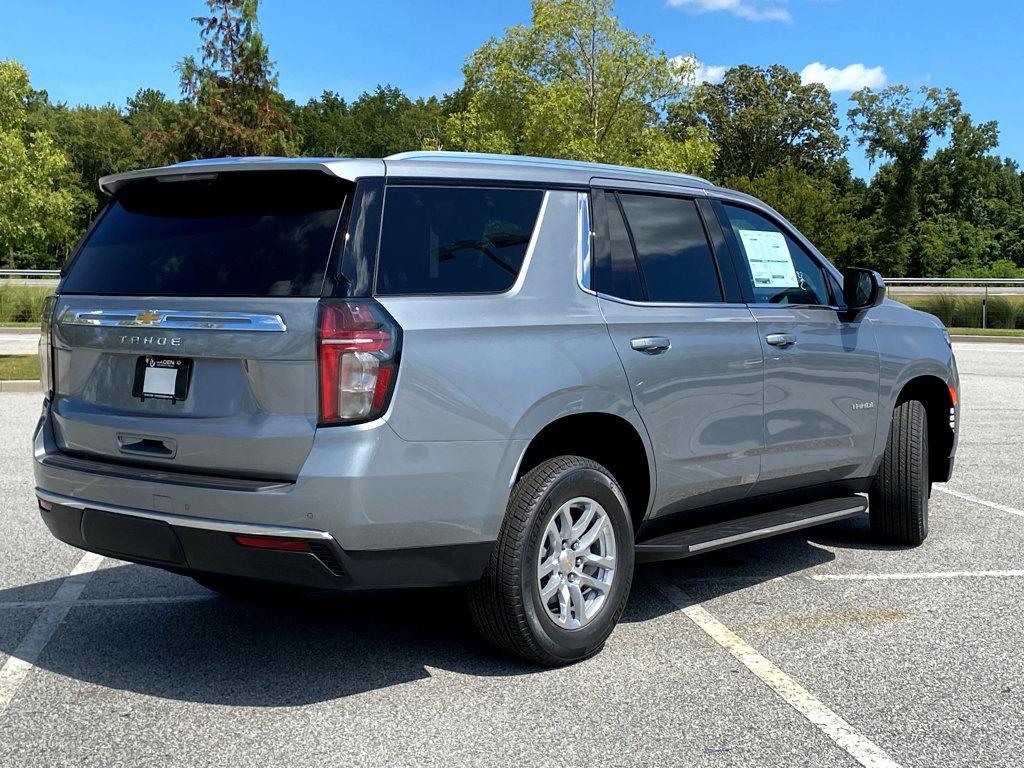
top-left (737, 229), bottom-right (798, 289)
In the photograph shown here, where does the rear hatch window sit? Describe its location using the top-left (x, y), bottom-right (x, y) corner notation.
top-left (62, 171), bottom-right (348, 297)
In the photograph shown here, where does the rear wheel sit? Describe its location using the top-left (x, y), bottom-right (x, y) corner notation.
top-left (870, 399), bottom-right (929, 546)
top-left (468, 455), bottom-right (634, 666)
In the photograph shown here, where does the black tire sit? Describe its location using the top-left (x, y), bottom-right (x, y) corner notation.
top-left (869, 399), bottom-right (929, 546)
top-left (467, 455), bottom-right (635, 666)
top-left (191, 573), bottom-right (299, 600)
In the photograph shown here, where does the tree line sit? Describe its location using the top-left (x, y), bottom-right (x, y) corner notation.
top-left (2, 0), bottom-right (1022, 278)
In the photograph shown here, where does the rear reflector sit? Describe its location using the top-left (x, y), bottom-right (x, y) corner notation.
top-left (232, 534), bottom-right (311, 552)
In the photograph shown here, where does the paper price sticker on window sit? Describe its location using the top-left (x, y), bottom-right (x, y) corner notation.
top-left (737, 229), bottom-right (799, 289)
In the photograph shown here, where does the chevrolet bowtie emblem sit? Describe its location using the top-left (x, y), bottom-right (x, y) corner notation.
top-left (135, 310), bottom-right (162, 325)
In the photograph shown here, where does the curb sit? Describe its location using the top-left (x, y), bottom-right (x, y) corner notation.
top-left (0, 327), bottom-right (41, 335)
top-left (0, 380), bottom-right (40, 393)
top-left (950, 335), bottom-right (1024, 344)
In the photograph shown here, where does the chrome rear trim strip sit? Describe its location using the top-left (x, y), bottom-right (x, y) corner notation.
top-left (35, 489), bottom-right (334, 540)
top-left (58, 308), bottom-right (287, 332)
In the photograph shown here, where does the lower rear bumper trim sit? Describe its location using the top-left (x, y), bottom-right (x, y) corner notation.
top-left (35, 489), bottom-right (495, 589)
top-left (35, 488), bottom-right (333, 540)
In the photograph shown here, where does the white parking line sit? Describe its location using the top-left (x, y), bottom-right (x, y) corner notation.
top-left (0, 594), bottom-right (216, 610)
top-left (936, 486), bottom-right (1024, 518)
top-left (811, 570), bottom-right (1024, 581)
top-left (654, 583), bottom-right (900, 769)
top-left (0, 552), bottom-right (104, 717)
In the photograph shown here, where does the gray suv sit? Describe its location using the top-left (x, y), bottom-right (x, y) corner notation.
top-left (33, 151), bottom-right (959, 665)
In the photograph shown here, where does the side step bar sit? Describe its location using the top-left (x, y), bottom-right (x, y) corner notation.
top-left (635, 495), bottom-right (867, 563)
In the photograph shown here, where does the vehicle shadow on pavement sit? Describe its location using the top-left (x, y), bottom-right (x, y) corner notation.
top-left (0, 516), bottom-right (867, 707)
top-left (624, 516), bottom-right (860, 621)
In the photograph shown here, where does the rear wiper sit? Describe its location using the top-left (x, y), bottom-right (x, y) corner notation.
top-left (434, 234), bottom-right (530, 275)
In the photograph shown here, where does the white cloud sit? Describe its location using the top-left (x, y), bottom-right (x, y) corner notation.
top-left (673, 56), bottom-right (729, 85)
top-left (800, 62), bottom-right (887, 92)
top-left (666, 0), bottom-right (792, 23)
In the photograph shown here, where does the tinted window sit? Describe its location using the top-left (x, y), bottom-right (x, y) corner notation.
top-left (63, 172), bottom-right (347, 296)
top-left (617, 193), bottom-right (722, 303)
top-left (722, 204), bottom-right (833, 306)
top-left (595, 193), bottom-right (644, 301)
top-left (375, 186), bottom-right (543, 295)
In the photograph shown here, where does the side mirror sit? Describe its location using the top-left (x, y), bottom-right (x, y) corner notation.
top-left (841, 268), bottom-right (886, 316)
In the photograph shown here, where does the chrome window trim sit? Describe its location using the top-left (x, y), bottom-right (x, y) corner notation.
top-left (576, 191), bottom-right (595, 294)
top-left (507, 190), bottom-right (550, 296)
top-left (35, 489), bottom-right (335, 540)
top-left (596, 291), bottom-right (749, 311)
top-left (58, 308), bottom-right (288, 332)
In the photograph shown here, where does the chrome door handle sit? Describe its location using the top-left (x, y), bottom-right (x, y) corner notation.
top-left (631, 337), bottom-right (671, 354)
top-left (765, 333), bottom-right (796, 348)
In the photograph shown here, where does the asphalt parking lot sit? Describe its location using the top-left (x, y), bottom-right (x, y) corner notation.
top-left (0, 341), bottom-right (1021, 767)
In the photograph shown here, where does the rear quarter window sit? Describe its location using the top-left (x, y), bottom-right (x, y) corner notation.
top-left (62, 171), bottom-right (348, 297)
top-left (375, 186), bottom-right (544, 295)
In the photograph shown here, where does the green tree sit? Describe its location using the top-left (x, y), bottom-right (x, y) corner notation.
top-left (0, 60), bottom-right (77, 267)
top-left (725, 164), bottom-right (857, 264)
top-left (672, 64), bottom-right (847, 180)
top-left (126, 88), bottom-right (181, 165)
top-left (293, 87), bottom-right (450, 157)
top-left (445, 0), bottom-right (716, 175)
top-left (347, 85), bottom-right (423, 156)
top-left (293, 90), bottom-right (352, 156)
top-left (848, 85), bottom-right (961, 275)
top-left (159, 0), bottom-right (297, 161)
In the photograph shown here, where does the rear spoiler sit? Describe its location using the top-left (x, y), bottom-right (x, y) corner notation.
top-left (98, 157), bottom-right (385, 195)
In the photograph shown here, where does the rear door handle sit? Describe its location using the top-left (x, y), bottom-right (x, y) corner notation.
top-left (765, 333), bottom-right (796, 348)
top-left (631, 337), bottom-right (671, 354)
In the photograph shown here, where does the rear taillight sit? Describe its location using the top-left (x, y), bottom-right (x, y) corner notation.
top-left (39, 295), bottom-right (57, 397)
top-left (317, 299), bottom-right (401, 425)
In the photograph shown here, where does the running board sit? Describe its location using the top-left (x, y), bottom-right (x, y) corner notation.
top-left (635, 495), bottom-right (867, 563)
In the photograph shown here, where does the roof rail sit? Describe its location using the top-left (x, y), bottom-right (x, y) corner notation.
top-left (385, 150), bottom-right (712, 186)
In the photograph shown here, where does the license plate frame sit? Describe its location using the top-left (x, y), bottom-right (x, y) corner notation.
top-left (132, 356), bottom-right (193, 403)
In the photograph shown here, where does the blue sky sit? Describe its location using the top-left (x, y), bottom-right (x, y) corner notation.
top-left (2, 0), bottom-right (1020, 181)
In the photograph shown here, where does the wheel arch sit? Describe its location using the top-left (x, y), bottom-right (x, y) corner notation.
top-left (894, 374), bottom-right (956, 483)
top-left (513, 411), bottom-right (655, 533)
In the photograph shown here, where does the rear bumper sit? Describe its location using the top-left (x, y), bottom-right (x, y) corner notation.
top-left (36, 490), bottom-right (493, 590)
top-left (33, 399), bottom-right (521, 587)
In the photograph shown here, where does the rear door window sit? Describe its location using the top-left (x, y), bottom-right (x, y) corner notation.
top-left (62, 172), bottom-right (348, 297)
top-left (616, 193), bottom-right (723, 303)
top-left (375, 186), bottom-right (544, 295)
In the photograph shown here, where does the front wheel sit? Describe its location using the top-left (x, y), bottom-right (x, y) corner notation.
top-left (869, 399), bottom-right (929, 546)
top-left (468, 455), bottom-right (635, 666)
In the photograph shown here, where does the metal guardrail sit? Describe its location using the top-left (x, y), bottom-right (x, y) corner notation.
top-left (885, 278), bottom-right (1024, 285)
top-left (885, 278), bottom-right (1024, 329)
top-left (1, 272), bottom-right (1020, 328)
top-left (7, 272), bottom-right (1022, 283)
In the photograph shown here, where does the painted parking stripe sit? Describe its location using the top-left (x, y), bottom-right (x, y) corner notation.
top-left (0, 552), bottom-right (104, 717)
top-left (0, 594), bottom-right (217, 610)
top-left (936, 486), bottom-right (1024, 518)
top-left (811, 570), bottom-right (1024, 581)
top-left (654, 583), bottom-right (900, 769)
